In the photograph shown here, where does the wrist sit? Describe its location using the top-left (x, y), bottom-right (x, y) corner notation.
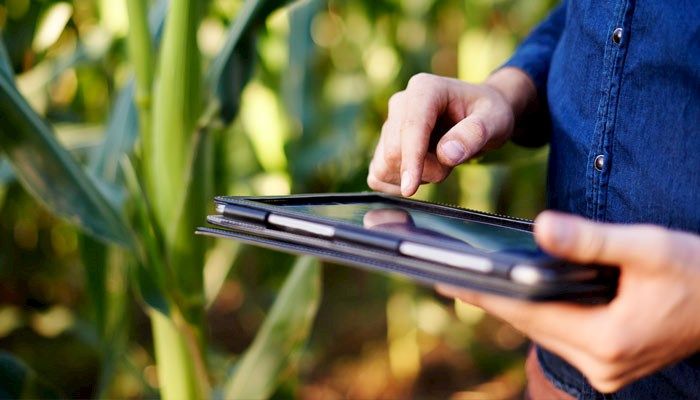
top-left (484, 67), bottom-right (538, 120)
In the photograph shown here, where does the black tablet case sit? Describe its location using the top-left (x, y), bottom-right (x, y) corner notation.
top-left (197, 195), bottom-right (618, 303)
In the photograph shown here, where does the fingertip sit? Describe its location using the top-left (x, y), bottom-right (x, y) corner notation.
top-left (533, 211), bottom-right (572, 255)
top-left (533, 210), bottom-right (557, 236)
top-left (400, 170), bottom-right (417, 197)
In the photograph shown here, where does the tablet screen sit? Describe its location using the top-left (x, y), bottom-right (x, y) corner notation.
top-left (282, 202), bottom-right (538, 253)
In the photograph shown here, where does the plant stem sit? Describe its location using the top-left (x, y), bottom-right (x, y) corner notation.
top-left (125, 0), bottom-right (154, 154)
top-left (144, 0), bottom-right (209, 398)
top-left (148, 0), bottom-right (201, 226)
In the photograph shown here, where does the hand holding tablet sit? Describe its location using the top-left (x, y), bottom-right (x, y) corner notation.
top-left (197, 192), bottom-right (619, 303)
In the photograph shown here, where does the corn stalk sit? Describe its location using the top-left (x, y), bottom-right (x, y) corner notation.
top-left (0, 0), bottom-right (323, 398)
top-left (127, 0), bottom-right (211, 397)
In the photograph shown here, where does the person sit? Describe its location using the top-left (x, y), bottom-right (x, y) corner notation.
top-left (367, 1), bottom-right (700, 398)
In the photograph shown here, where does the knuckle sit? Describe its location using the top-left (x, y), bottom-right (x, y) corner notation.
top-left (466, 117), bottom-right (489, 145)
top-left (382, 144), bottom-right (402, 166)
top-left (642, 225), bottom-right (675, 267)
top-left (578, 228), bottom-right (608, 263)
top-left (401, 118), bottom-right (422, 130)
top-left (400, 118), bottom-right (433, 138)
top-left (400, 116), bottom-right (433, 145)
top-left (407, 73), bottom-right (436, 90)
top-left (594, 334), bottom-right (630, 364)
top-left (380, 120), bottom-right (395, 139)
top-left (369, 154), bottom-right (399, 184)
top-left (388, 92), bottom-right (404, 110)
top-left (370, 164), bottom-right (391, 183)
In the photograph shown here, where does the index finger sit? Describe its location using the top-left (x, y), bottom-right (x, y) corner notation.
top-left (399, 74), bottom-right (447, 196)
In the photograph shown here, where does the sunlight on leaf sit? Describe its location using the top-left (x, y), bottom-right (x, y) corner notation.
top-left (207, 0), bottom-right (293, 124)
top-left (32, 2), bottom-right (73, 53)
top-left (240, 82), bottom-right (289, 172)
top-left (99, 0), bottom-right (129, 36)
top-left (204, 240), bottom-right (240, 308)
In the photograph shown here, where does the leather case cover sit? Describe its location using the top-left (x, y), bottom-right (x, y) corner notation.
top-left (197, 213), bottom-right (618, 303)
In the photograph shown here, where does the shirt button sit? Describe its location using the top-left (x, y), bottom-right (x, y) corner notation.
top-left (612, 27), bottom-right (623, 44)
top-left (594, 155), bottom-right (606, 171)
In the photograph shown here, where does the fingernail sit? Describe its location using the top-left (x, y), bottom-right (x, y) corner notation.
top-left (401, 171), bottom-right (413, 196)
top-left (441, 141), bottom-right (467, 164)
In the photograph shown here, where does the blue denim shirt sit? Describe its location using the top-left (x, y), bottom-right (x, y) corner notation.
top-left (504, 0), bottom-right (700, 398)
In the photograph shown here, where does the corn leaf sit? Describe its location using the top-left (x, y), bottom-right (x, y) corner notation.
top-left (224, 256), bottom-right (322, 400)
top-left (0, 352), bottom-right (62, 399)
top-left (0, 67), bottom-right (133, 247)
top-left (121, 156), bottom-right (171, 316)
top-left (88, 81), bottom-right (139, 182)
top-left (208, 0), bottom-right (293, 124)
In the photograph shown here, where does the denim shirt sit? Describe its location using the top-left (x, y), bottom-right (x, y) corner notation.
top-left (504, 0), bottom-right (700, 398)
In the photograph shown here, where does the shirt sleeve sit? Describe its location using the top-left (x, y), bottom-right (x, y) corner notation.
top-left (502, 1), bottom-right (567, 147)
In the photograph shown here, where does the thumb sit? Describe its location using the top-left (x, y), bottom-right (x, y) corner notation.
top-left (436, 114), bottom-right (490, 167)
top-left (533, 211), bottom-right (659, 267)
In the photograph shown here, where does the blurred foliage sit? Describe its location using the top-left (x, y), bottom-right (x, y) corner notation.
top-left (0, 0), bottom-right (556, 398)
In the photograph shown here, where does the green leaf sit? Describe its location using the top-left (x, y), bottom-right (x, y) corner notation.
top-left (75, 238), bottom-right (133, 399)
top-left (0, 34), bottom-right (13, 83)
top-left (80, 235), bottom-right (110, 335)
top-left (224, 257), bottom-right (322, 400)
top-left (88, 81), bottom-right (139, 183)
top-left (120, 156), bottom-right (171, 316)
top-left (0, 70), bottom-right (134, 247)
top-left (208, 0), bottom-right (293, 124)
top-left (0, 352), bottom-right (62, 399)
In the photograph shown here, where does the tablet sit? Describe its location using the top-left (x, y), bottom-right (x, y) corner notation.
top-left (197, 192), bottom-right (618, 303)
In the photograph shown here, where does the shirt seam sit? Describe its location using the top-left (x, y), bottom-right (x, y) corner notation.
top-left (587, 0), bottom-right (628, 221)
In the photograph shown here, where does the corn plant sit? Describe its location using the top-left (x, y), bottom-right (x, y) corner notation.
top-left (0, 0), bottom-right (321, 398)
